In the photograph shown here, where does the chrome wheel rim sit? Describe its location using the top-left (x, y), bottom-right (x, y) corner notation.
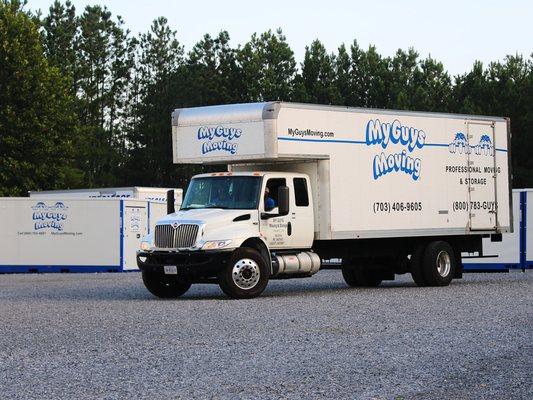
top-left (436, 250), bottom-right (451, 277)
top-left (232, 258), bottom-right (260, 290)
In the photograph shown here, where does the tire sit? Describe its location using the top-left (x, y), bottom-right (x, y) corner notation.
top-left (342, 264), bottom-right (382, 287)
top-left (142, 271), bottom-right (192, 298)
top-left (421, 241), bottom-right (456, 286)
top-left (410, 243), bottom-right (429, 287)
top-left (218, 247), bottom-right (269, 299)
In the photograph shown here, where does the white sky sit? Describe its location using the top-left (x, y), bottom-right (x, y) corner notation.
top-left (28, 0), bottom-right (533, 76)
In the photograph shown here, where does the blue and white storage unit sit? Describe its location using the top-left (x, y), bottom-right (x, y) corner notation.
top-left (462, 189), bottom-right (532, 271)
top-left (0, 189), bottom-right (180, 273)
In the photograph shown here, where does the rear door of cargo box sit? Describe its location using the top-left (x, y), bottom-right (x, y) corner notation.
top-left (467, 121), bottom-right (498, 230)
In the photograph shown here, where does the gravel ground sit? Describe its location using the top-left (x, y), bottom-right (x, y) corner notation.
top-left (0, 270), bottom-right (531, 400)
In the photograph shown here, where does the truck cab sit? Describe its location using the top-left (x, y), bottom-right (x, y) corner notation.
top-left (137, 171), bottom-right (321, 298)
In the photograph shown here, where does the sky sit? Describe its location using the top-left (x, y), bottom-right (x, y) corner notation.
top-left (28, 0), bottom-right (532, 76)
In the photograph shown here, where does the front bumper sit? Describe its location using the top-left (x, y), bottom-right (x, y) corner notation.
top-left (136, 249), bottom-right (233, 279)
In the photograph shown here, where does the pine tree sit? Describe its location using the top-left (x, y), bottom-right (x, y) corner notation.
top-left (238, 29), bottom-right (296, 101)
top-left (334, 44), bottom-right (352, 106)
top-left (184, 31), bottom-right (242, 106)
top-left (74, 5), bottom-right (136, 186)
top-left (41, 0), bottom-right (77, 89)
top-left (126, 17), bottom-right (186, 186)
top-left (298, 39), bottom-right (341, 104)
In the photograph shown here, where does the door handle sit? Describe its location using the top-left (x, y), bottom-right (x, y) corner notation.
top-left (287, 221), bottom-right (292, 236)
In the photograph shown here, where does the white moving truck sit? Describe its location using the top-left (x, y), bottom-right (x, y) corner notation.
top-left (137, 102), bottom-right (512, 299)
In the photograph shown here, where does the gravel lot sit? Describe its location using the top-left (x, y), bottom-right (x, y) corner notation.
top-left (0, 270), bottom-right (531, 400)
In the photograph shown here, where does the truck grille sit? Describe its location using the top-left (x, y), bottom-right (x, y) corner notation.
top-left (154, 224), bottom-right (199, 249)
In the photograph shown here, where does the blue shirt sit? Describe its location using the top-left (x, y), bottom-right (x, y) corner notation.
top-left (265, 197), bottom-right (276, 210)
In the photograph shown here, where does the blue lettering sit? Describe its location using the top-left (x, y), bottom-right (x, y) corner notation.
top-left (197, 125), bottom-right (242, 155)
top-left (372, 151), bottom-right (421, 181)
top-left (366, 119), bottom-right (426, 181)
top-left (31, 202), bottom-right (68, 231)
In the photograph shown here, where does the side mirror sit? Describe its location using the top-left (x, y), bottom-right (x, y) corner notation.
top-left (167, 190), bottom-right (175, 214)
top-left (277, 185), bottom-right (289, 216)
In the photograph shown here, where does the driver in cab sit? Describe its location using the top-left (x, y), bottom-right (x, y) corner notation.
top-left (264, 187), bottom-right (276, 211)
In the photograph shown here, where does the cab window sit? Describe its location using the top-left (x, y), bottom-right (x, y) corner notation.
top-left (293, 178), bottom-right (309, 207)
top-left (264, 178), bottom-right (286, 211)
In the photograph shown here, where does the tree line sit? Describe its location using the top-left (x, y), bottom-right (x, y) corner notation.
top-left (1, 0), bottom-right (532, 196)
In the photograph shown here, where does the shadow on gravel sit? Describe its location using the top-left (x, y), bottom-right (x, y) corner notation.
top-left (1, 287), bottom-right (155, 302)
top-left (0, 281), bottom-right (414, 302)
top-left (2, 272), bottom-right (504, 302)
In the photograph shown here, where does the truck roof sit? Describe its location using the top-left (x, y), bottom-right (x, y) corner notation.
top-left (172, 101), bottom-right (507, 127)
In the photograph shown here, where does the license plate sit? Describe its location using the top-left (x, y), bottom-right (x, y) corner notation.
top-left (164, 265), bottom-right (178, 275)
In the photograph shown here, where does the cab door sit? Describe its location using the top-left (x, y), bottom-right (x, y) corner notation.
top-left (259, 176), bottom-right (292, 249)
top-left (288, 176), bottom-right (314, 249)
top-left (259, 175), bottom-right (314, 250)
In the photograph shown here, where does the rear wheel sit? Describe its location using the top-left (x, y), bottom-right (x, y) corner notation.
top-left (218, 247), bottom-right (269, 299)
top-left (342, 264), bottom-right (382, 287)
top-left (142, 271), bottom-right (192, 298)
top-left (422, 241), bottom-right (456, 286)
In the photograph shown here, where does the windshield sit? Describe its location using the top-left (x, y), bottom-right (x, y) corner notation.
top-left (181, 176), bottom-right (262, 210)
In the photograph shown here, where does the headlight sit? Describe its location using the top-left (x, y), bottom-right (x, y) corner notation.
top-left (201, 240), bottom-right (233, 250)
top-left (140, 241), bottom-right (152, 251)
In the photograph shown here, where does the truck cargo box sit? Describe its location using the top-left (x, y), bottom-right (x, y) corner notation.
top-left (172, 102), bottom-right (511, 241)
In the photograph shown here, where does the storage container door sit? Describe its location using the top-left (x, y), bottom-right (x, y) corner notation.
top-left (467, 122), bottom-right (498, 230)
top-left (123, 204), bottom-right (147, 270)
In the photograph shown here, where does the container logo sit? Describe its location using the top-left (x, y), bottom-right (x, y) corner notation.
top-left (449, 133), bottom-right (494, 156)
top-left (197, 126), bottom-right (242, 155)
top-left (31, 202), bottom-right (68, 231)
top-left (365, 119), bottom-right (426, 181)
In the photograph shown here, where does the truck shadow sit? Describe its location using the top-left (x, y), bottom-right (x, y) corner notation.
top-left (180, 278), bottom-right (437, 300)
top-left (0, 273), bottom-right (476, 302)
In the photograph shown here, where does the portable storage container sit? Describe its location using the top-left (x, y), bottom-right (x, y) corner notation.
top-left (29, 186), bottom-right (181, 203)
top-left (463, 189), bottom-right (533, 271)
top-left (0, 198), bottom-right (172, 273)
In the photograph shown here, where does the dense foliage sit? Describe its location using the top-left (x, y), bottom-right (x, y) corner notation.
top-left (1, 0), bottom-right (532, 195)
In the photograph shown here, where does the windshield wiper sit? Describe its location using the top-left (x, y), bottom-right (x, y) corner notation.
top-left (203, 206), bottom-right (230, 209)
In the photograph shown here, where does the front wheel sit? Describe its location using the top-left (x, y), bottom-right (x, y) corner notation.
top-left (218, 247), bottom-right (269, 299)
top-left (142, 271), bottom-right (192, 298)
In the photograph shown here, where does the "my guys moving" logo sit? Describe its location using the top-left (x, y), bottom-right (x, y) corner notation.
top-left (198, 125), bottom-right (242, 155)
top-left (31, 202), bottom-right (68, 231)
top-left (365, 119), bottom-right (426, 181)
